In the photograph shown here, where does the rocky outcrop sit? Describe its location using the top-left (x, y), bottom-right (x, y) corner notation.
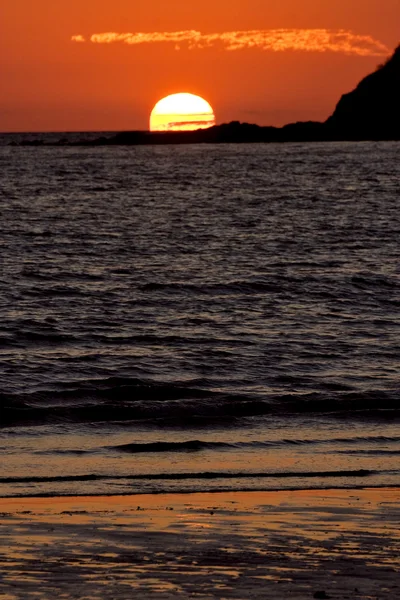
top-left (326, 45), bottom-right (400, 139)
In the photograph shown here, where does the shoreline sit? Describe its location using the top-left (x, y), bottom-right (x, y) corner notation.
top-left (1, 481), bottom-right (400, 500)
top-left (1, 487), bottom-right (399, 599)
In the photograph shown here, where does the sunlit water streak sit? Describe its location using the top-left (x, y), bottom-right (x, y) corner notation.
top-left (0, 139), bottom-right (399, 496)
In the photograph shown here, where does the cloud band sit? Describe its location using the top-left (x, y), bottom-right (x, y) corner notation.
top-left (71, 29), bottom-right (390, 57)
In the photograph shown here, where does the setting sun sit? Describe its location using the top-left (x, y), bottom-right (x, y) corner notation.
top-left (149, 93), bottom-right (215, 132)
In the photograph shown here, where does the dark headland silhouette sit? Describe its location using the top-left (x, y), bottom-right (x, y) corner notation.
top-left (326, 44), bottom-right (400, 140)
top-left (17, 45), bottom-right (400, 145)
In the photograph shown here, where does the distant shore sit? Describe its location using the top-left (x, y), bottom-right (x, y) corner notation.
top-left (3, 120), bottom-right (400, 147)
top-left (1, 488), bottom-right (399, 599)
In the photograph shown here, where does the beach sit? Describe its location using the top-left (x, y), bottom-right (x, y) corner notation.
top-left (1, 488), bottom-right (399, 599)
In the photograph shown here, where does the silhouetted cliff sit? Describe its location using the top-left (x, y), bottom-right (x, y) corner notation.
top-left (326, 45), bottom-right (400, 139)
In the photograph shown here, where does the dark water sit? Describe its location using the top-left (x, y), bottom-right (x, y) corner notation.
top-left (1, 138), bottom-right (399, 497)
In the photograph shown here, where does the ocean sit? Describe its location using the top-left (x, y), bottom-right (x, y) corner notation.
top-left (1, 137), bottom-right (399, 498)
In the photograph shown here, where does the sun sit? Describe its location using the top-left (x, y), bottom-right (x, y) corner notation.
top-left (150, 93), bottom-right (215, 132)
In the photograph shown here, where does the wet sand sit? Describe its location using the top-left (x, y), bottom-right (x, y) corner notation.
top-left (0, 488), bottom-right (399, 599)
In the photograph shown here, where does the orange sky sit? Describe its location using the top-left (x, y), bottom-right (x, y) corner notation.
top-left (1, 0), bottom-right (399, 132)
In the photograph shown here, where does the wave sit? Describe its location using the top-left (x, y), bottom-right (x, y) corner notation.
top-left (139, 272), bottom-right (400, 297)
top-left (111, 440), bottom-right (231, 453)
top-left (2, 376), bottom-right (399, 427)
top-left (139, 280), bottom-right (283, 295)
top-left (336, 449), bottom-right (400, 456)
top-left (29, 435), bottom-right (400, 456)
top-left (110, 435), bottom-right (400, 454)
top-left (0, 468), bottom-right (376, 485)
top-left (20, 267), bottom-right (104, 281)
top-left (88, 333), bottom-right (248, 347)
top-left (350, 272), bottom-right (400, 290)
top-left (10, 331), bottom-right (77, 345)
top-left (1, 319), bottom-right (78, 347)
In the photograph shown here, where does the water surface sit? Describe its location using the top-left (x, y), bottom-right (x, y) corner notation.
top-left (1, 140), bottom-right (399, 496)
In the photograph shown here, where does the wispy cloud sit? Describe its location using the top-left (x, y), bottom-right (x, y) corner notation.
top-left (71, 29), bottom-right (390, 57)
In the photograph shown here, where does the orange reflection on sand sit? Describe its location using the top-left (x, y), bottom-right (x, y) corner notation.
top-left (0, 489), bottom-right (399, 599)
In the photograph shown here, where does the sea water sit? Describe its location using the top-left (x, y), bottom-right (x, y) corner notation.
top-left (0, 139), bottom-right (399, 497)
